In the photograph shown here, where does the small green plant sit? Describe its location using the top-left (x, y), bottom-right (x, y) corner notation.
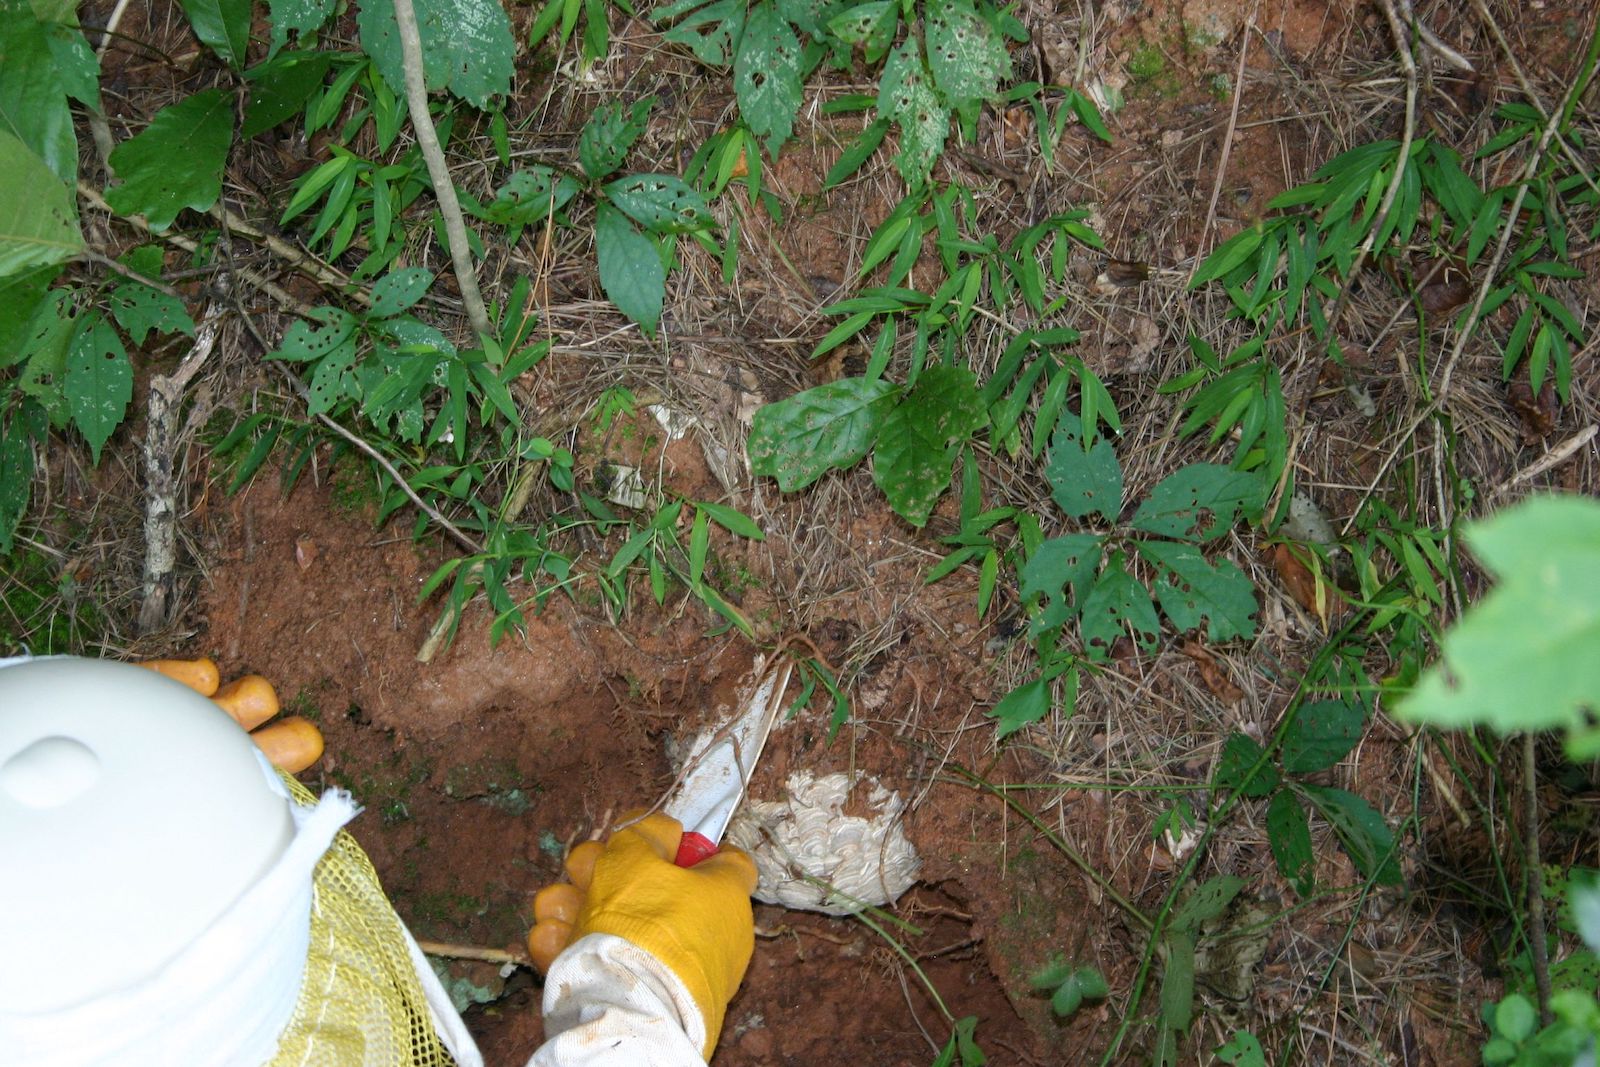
top-left (1029, 956), bottom-right (1108, 1018)
top-left (527, 0), bottom-right (635, 66)
top-left (469, 96), bottom-right (717, 335)
top-left (931, 1015), bottom-right (986, 1067)
top-left (1212, 657), bottom-right (1400, 894)
top-left (654, 0), bottom-right (1027, 188)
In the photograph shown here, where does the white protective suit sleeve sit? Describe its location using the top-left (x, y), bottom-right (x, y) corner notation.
top-left (529, 933), bottom-right (709, 1067)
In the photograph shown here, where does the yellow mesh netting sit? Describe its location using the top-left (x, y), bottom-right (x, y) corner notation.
top-left (267, 775), bottom-right (459, 1067)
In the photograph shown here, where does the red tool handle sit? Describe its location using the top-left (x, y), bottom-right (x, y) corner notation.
top-left (674, 830), bottom-right (719, 868)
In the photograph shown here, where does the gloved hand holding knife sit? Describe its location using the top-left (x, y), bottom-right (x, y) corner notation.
top-left (528, 658), bottom-right (793, 1065)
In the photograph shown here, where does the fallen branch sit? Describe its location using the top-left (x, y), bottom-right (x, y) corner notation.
top-left (138, 313), bottom-right (220, 633)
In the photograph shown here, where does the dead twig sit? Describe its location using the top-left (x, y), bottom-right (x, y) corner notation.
top-left (138, 312), bottom-right (221, 633)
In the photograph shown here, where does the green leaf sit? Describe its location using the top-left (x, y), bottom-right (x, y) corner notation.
top-left (1044, 412), bottom-right (1122, 521)
top-left (1079, 553), bottom-right (1159, 659)
top-left (594, 202), bottom-right (665, 334)
top-left (578, 97), bottom-right (653, 181)
top-left (1396, 495), bottom-right (1600, 756)
top-left (878, 39), bottom-right (948, 187)
top-left (0, 129), bottom-right (83, 274)
top-left (1020, 533), bottom-right (1102, 633)
top-left (748, 376), bottom-right (898, 491)
top-left (0, 265), bottom-right (58, 356)
top-left (989, 677), bottom-right (1049, 739)
top-left (1301, 784), bottom-right (1400, 885)
top-left (1136, 540), bottom-right (1258, 642)
top-left (357, 0), bottom-right (515, 109)
top-left (658, 0), bottom-right (744, 67)
top-left (734, 2), bottom-right (804, 152)
top-left (367, 267), bottom-right (435, 318)
top-left (1280, 699), bottom-right (1364, 774)
top-left (1172, 874), bottom-right (1246, 932)
top-left (271, 306), bottom-right (359, 361)
top-left (697, 501), bottom-right (764, 539)
top-left (1190, 223), bottom-right (1265, 287)
top-left (924, 0), bottom-right (1008, 109)
top-left (66, 312), bottom-right (131, 463)
top-left (179, 0), bottom-right (252, 67)
top-left (872, 365), bottom-right (987, 527)
top-left (1494, 995), bottom-right (1538, 1043)
top-left (1212, 732), bottom-right (1279, 798)
top-left (109, 281), bottom-right (195, 345)
top-left (0, 14), bottom-right (90, 182)
top-left (105, 90), bottom-right (234, 231)
top-left (1217, 1031), bottom-right (1267, 1067)
top-left (1267, 790), bottom-right (1314, 897)
top-left (243, 51), bottom-right (336, 137)
top-left (481, 166), bottom-right (582, 232)
top-left (1131, 464), bottom-right (1265, 542)
top-left (0, 425), bottom-right (34, 553)
top-left (603, 173), bottom-right (714, 234)
top-left (267, 0), bottom-right (339, 51)
top-left (1157, 930), bottom-right (1197, 1048)
top-left (15, 288), bottom-right (78, 427)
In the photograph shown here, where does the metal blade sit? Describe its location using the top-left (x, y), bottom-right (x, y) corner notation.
top-left (664, 656), bottom-right (793, 845)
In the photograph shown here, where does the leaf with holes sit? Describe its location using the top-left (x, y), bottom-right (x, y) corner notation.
top-left (657, 0), bottom-right (744, 67)
top-left (1281, 699), bottom-right (1364, 774)
top-left (1079, 553), bottom-right (1160, 659)
top-left (105, 90), bottom-right (234, 231)
top-left (0, 130), bottom-right (83, 275)
top-left (1045, 411), bottom-right (1122, 521)
top-left (357, 0), bottom-right (515, 109)
top-left (578, 98), bottom-right (654, 181)
top-left (179, 0), bottom-right (252, 67)
top-left (0, 427), bottom-right (32, 553)
top-left (749, 376), bottom-right (899, 491)
top-left (1137, 540), bottom-right (1257, 642)
top-left (1267, 791), bottom-right (1314, 897)
top-left (305, 330), bottom-right (362, 417)
top-left (593, 202), bottom-right (665, 334)
top-left (367, 267), bottom-right (435, 319)
top-left (734, 1), bottom-right (803, 152)
top-left (1301, 785), bottom-right (1400, 886)
top-left (925, 0), bottom-right (1008, 110)
top-left (873, 365), bottom-right (987, 527)
top-left (109, 282), bottom-right (195, 345)
top-left (828, 0), bottom-right (896, 62)
top-left (1020, 533), bottom-right (1102, 634)
top-left (481, 167), bottom-right (582, 233)
top-left (604, 174), bottom-right (715, 234)
top-left (1212, 732), bottom-right (1279, 798)
top-left (1131, 463), bottom-right (1266, 542)
top-left (268, 0), bottom-right (338, 51)
top-left (877, 39), bottom-right (948, 187)
top-left (271, 307), bottom-right (359, 362)
top-left (66, 312), bottom-right (131, 463)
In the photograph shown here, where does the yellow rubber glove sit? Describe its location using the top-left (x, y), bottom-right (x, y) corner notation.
top-left (529, 814), bottom-right (757, 1058)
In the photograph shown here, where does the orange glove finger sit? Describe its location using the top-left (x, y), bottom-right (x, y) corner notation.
top-left (527, 919), bottom-right (574, 973)
top-left (614, 813), bottom-right (684, 863)
top-left (534, 883), bottom-right (583, 924)
top-left (137, 657), bottom-right (220, 696)
top-left (566, 841), bottom-right (604, 892)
